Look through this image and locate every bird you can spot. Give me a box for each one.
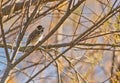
[26,25,44,47]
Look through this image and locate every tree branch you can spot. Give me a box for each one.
[26,3,120,82]
[0,0,10,62]
[12,0,86,70]
[2,0,61,16]
[0,1,11,83]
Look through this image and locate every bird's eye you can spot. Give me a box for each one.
[37,25,42,30]
[37,27,41,30]
[41,29,43,32]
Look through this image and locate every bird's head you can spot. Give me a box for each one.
[36,25,44,32]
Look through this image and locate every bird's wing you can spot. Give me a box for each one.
[26,30,38,46]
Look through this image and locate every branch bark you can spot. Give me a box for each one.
[2,0,61,16]
[0,1,11,83]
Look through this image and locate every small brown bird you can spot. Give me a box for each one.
[26,25,44,46]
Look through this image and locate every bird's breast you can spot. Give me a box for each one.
[30,34,43,46]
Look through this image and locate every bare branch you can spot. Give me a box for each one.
[0,0,10,62]
[2,0,61,16]
[12,0,86,70]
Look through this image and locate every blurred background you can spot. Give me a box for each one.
[0,0,120,83]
